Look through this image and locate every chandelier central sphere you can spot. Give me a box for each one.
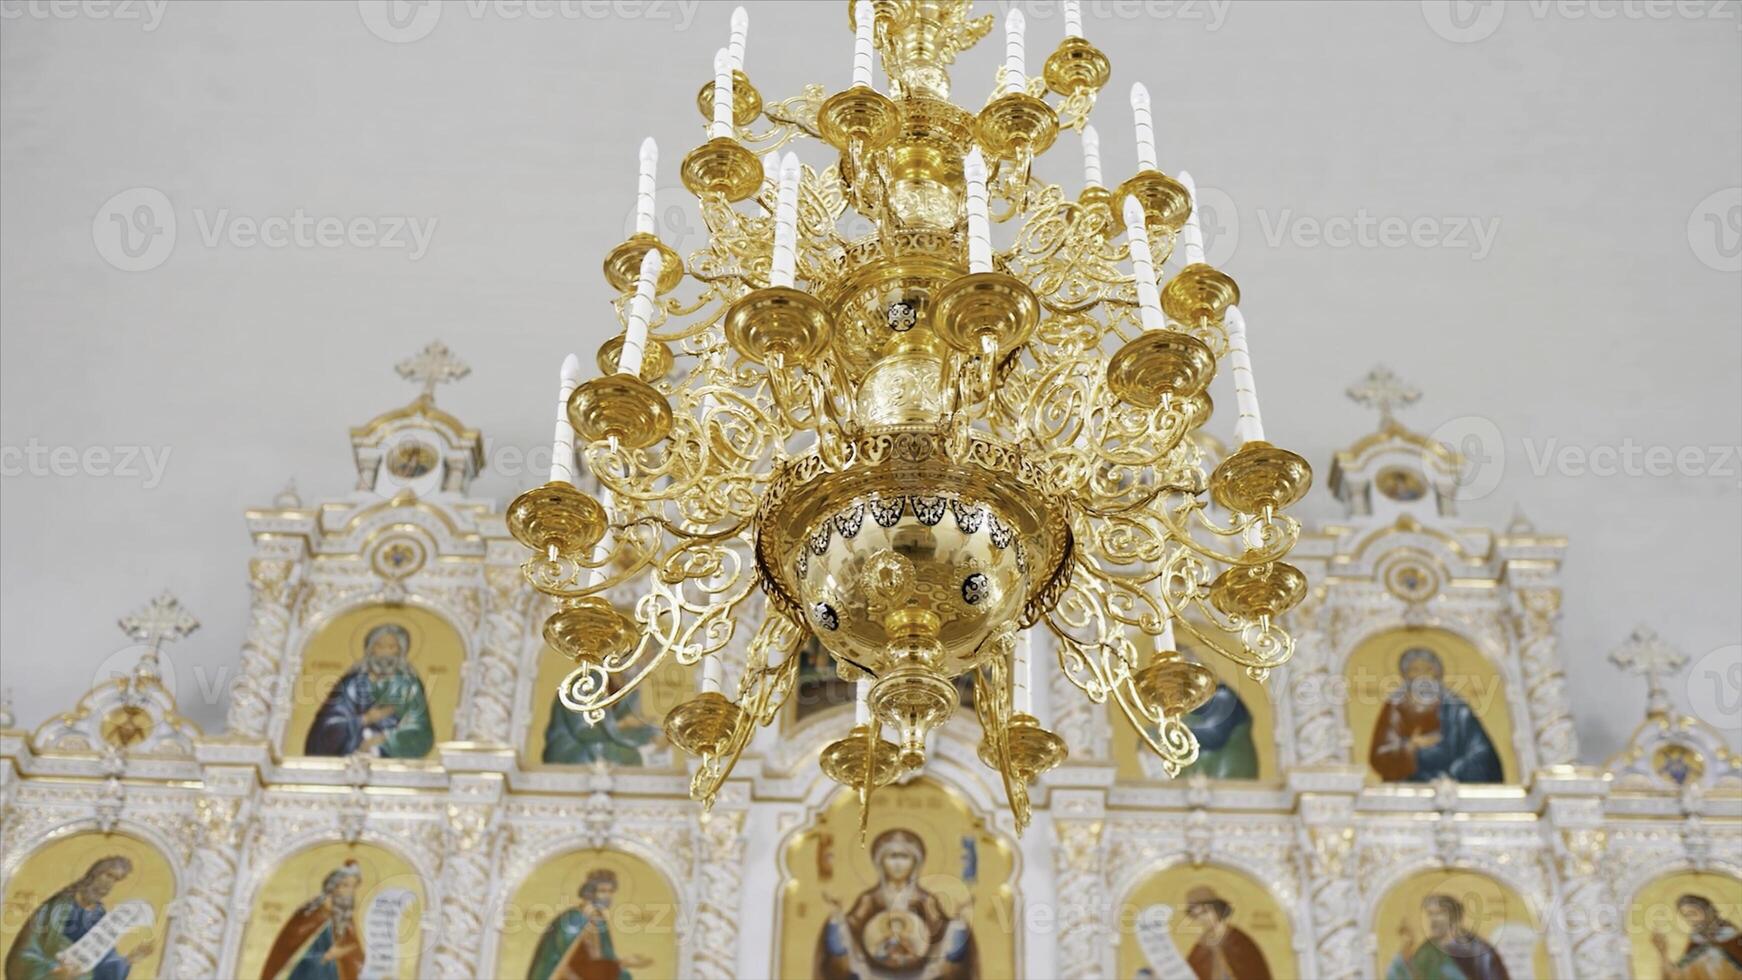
[508,0,1312,832]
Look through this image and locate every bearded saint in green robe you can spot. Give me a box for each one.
[305,623,434,758]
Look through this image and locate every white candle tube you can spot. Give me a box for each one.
[771,152,802,288]
[635,137,658,236]
[728,6,748,73]
[1131,82,1158,172]
[855,680,872,726]
[617,248,662,377]
[1177,169,1206,266]
[1081,123,1103,189]
[964,148,992,274]
[702,655,724,694]
[711,48,734,140]
[1013,630,1033,715]
[1159,616,1177,655]
[1225,305,1266,445]
[761,149,781,200]
[1001,8,1026,96]
[1122,197,1165,331]
[853,0,875,89]
[1064,0,1084,38]
[549,353,584,485]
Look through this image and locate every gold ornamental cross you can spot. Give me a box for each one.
[396,340,471,400]
[1346,365,1422,425]
[118,591,200,652]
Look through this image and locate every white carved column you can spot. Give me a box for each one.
[1294,770,1362,980]
[1051,789,1108,980]
[1542,770,1625,979]
[1514,586,1577,766]
[691,806,748,979]
[1285,589,1348,767]
[161,764,257,978]
[431,772,507,979]
[225,546,305,737]
[1047,639,1108,760]
[455,556,531,744]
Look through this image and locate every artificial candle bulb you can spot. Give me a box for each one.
[549,353,584,485]
[855,681,872,726]
[702,655,724,694]
[1159,616,1177,654]
[1177,169,1206,266]
[1131,82,1158,172]
[1225,305,1267,445]
[1002,8,1026,96]
[635,137,659,236]
[617,248,662,377]
[964,148,992,274]
[1081,124,1103,189]
[853,0,875,89]
[771,152,802,288]
[1064,0,1084,37]
[728,6,749,73]
[1122,197,1165,331]
[711,48,734,140]
[761,150,781,199]
[1013,630,1033,714]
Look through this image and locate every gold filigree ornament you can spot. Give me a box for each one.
[509,0,1313,830]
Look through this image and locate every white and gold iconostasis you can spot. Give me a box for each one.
[3,366,1738,980]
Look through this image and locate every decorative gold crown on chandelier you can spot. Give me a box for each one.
[508,0,1312,834]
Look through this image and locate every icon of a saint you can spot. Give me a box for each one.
[814,828,976,980]
[1652,893,1742,980]
[1369,647,1503,783]
[526,869,652,980]
[1387,894,1516,980]
[304,624,434,759]
[1180,885,1271,980]
[259,861,365,980]
[4,857,155,980]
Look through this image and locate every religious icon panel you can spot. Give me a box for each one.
[523,642,688,770]
[494,847,680,980]
[779,777,1015,979]
[2,832,172,980]
[1112,628,1275,782]
[1116,862,1295,979]
[236,841,425,980]
[1627,870,1742,979]
[1346,627,1515,785]
[1374,869,1549,980]
[283,605,464,760]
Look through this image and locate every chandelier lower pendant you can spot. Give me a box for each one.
[508,0,1312,834]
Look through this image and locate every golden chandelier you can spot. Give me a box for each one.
[509,0,1311,832]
